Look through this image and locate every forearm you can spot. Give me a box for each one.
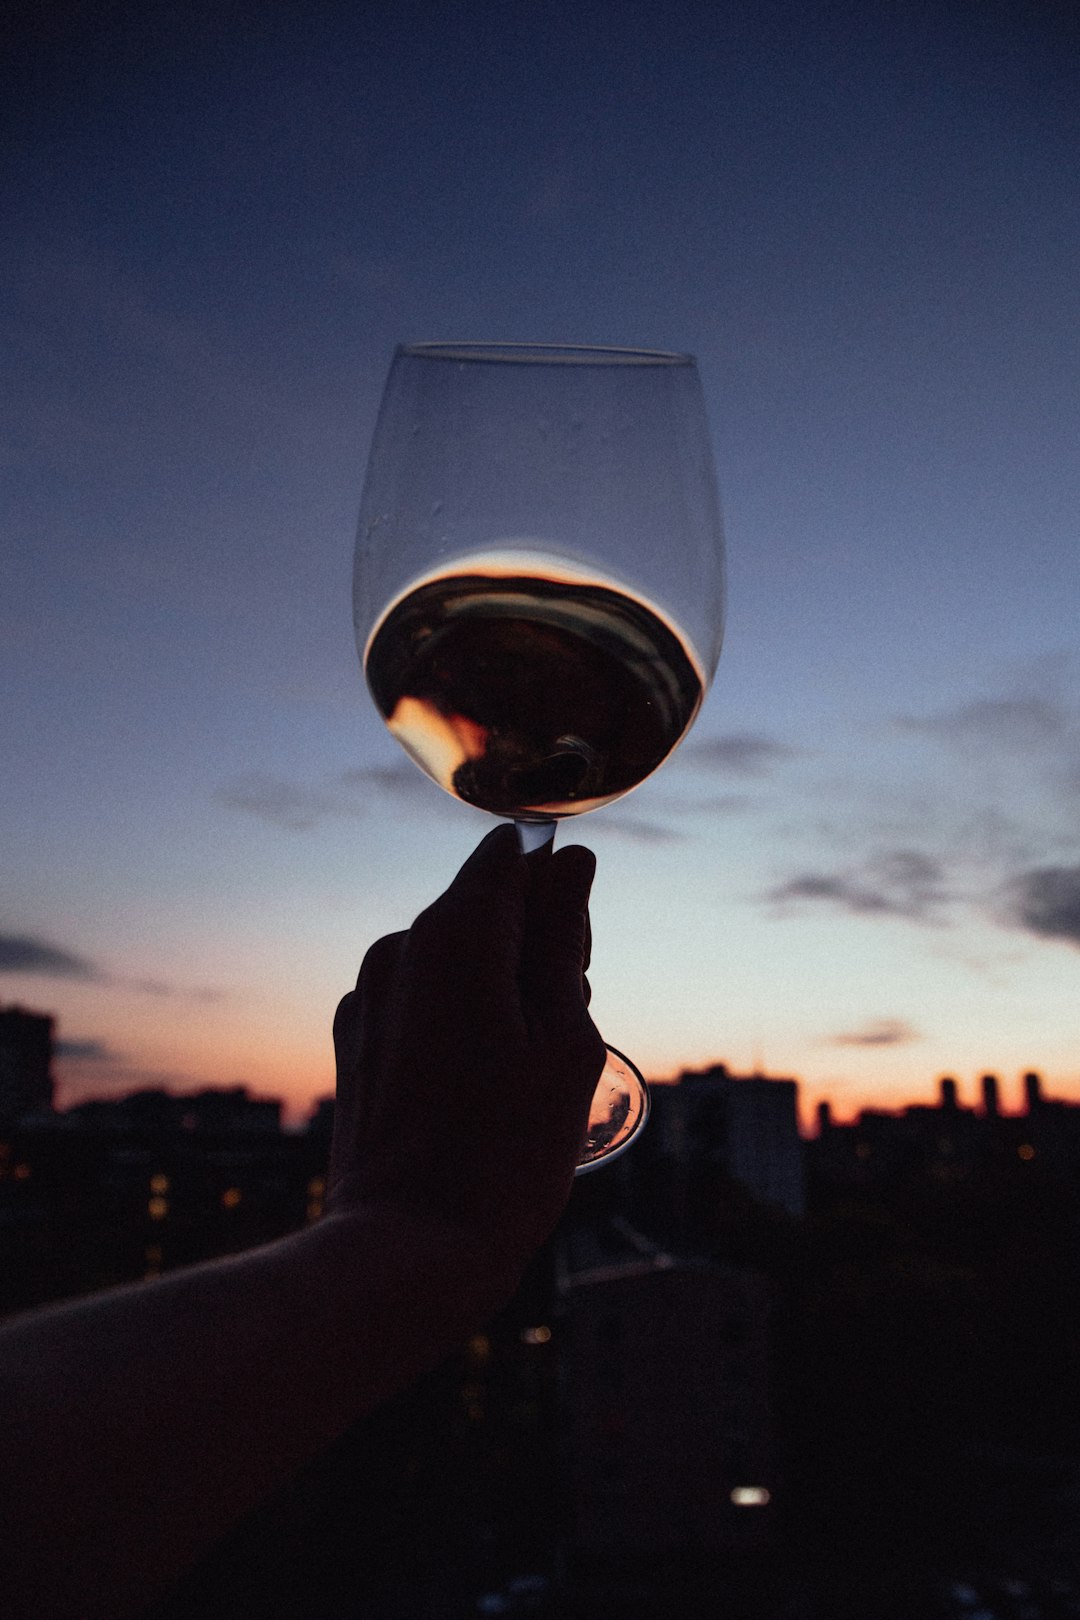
[1,1207,522,1620]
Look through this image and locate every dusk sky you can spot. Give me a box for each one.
[4,0,1079,1128]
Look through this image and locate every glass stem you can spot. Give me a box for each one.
[514,819,557,855]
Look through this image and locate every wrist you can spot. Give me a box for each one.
[324,1153,566,1278]
[312,1200,529,1333]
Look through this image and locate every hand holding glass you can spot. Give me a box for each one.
[354,344,725,1168]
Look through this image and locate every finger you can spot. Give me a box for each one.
[521,842,597,1034]
[334,931,408,1045]
[329,930,408,1193]
[441,822,525,903]
[408,823,528,1003]
[530,840,591,967]
[331,933,408,1095]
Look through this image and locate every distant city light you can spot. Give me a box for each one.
[730,1486,771,1507]
[1018,1143,1036,1161]
[147,1196,168,1220]
[521,1325,552,1345]
[306,1175,325,1223]
[221,1186,242,1208]
[149,1173,169,1194]
[467,1334,492,1366]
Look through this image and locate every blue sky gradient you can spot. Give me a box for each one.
[4,0,1079,1123]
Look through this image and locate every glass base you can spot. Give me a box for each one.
[576,1046,650,1174]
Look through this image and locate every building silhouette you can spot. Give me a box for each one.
[63,1085,282,1135]
[558,1232,773,1570]
[8,1011,1080,1612]
[0,1004,55,1124]
[644,1064,805,1222]
[981,1072,1000,1118]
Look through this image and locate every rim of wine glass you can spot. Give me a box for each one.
[397,341,694,367]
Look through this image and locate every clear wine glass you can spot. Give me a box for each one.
[353,343,725,1170]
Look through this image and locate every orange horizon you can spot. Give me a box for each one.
[50,1060,1080,1138]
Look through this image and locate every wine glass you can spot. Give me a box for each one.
[353,343,725,1170]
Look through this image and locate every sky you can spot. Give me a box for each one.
[3,0,1079,1129]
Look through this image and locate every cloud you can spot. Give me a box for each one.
[120,979,227,1002]
[219,763,448,829]
[1007,865,1080,948]
[679,732,797,777]
[772,874,890,912]
[590,815,685,845]
[216,773,353,831]
[897,696,1068,753]
[340,762,440,806]
[685,793,755,816]
[0,931,223,1001]
[54,1038,115,1061]
[0,934,100,979]
[768,850,948,921]
[828,1018,920,1048]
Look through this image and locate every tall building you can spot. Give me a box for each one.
[558,1247,774,1565]
[0,1005,55,1123]
[648,1065,805,1218]
[725,1075,806,1218]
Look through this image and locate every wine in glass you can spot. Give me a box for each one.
[354,344,725,1169]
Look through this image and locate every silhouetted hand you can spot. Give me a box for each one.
[329,824,606,1264]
